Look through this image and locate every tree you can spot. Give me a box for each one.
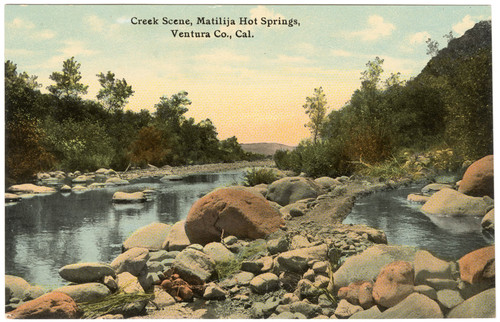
[303,87,328,144]
[154,91,191,130]
[361,56,384,90]
[96,71,134,112]
[426,38,440,57]
[47,57,88,99]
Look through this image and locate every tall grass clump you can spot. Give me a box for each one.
[243,167,279,186]
[214,239,268,280]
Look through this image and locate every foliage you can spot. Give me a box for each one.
[243,167,279,186]
[47,57,88,99]
[6,115,55,185]
[128,125,172,167]
[303,87,328,143]
[43,118,114,171]
[78,291,153,319]
[96,71,134,112]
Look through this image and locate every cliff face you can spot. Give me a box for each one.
[419,20,491,77]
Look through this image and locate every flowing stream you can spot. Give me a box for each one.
[5,170,244,289]
[343,185,493,261]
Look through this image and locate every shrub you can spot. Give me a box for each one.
[243,167,279,186]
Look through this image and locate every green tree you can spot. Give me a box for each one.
[96,71,134,112]
[303,87,328,144]
[361,56,384,90]
[47,57,89,99]
[154,91,191,130]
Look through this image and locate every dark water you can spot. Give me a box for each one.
[5,170,244,289]
[343,185,493,261]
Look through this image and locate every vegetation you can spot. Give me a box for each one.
[5,59,265,185]
[243,167,280,186]
[78,291,153,319]
[214,240,267,280]
[275,21,492,179]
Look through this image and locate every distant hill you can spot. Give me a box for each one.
[240,143,295,156]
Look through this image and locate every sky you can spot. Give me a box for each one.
[4,3,492,146]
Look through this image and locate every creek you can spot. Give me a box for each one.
[343,185,493,261]
[5,170,244,289]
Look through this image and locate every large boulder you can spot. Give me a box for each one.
[266,177,322,206]
[421,188,491,217]
[377,293,443,319]
[5,275,31,299]
[185,188,284,245]
[122,222,171,251]
[54,283,111,303]
[458,155,493,198]
[58,262,116,284]
[482,209,494,231]
[447,288,495,318]
[333,244,418,290]
[314,177,341,191]
[110,247,149,276]
[414,250,454,284]
[372,261,415,308]
[7,292,80,319]
[170,248,216,285]
[112,191,146,203]
[458,245,495,284]
[161,220,191,251]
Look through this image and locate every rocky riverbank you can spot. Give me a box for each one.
[5,158,495,319]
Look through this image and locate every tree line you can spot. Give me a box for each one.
[5,57,263,185]
[275,21,492,178]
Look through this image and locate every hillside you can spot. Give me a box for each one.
[241,143,295,156]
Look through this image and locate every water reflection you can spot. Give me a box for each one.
[343,185,492,261]
[5,170,244,288]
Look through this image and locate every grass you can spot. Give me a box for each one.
[78,291,153,319]
[214,239,268,280]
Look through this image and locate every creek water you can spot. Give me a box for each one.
[5,170,244,289]
[343,185,493,261]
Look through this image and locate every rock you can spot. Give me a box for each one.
[333,244,417,290]
[290,300,322,318]
[413,284,437,300]
[458,155,493,198]
[60,185,72,193]
[481,209,494,231]
[421,183,453,196]
[458,245,495,284]
[123,222,171,251]
[436,289,464,310]
[203,282,227,299]
[7,183,56,194]
[447,288,495,318]
[112,191,146,203]
[314,275,330,289]
[334,299,363,318]
[111,247,149,276]
[22,285,45,301]
[338,281,374,309]
[54,283,111,303]
[58,262,116,284]
[5,193,21,203]
[162,220,191,251]
[275,244,328,274]
[291,235,313,249]
[314,177,341,190]
[424,278,458,290]
[267,237,290,255]
[148,250,169,262]
[72,175,92,183]
[377,293,443,318]
[185,188,284,245]
[349,305,382,319]
[312,261,329,275]
[267,176,322,206]
[117,272,145,293]
[152,286,175,308]
[250,273,279,294]
[421,188,490,217]
[294,278,321,299]
[232,271,255,286]
[332,224,387,244]
[241,260,264,274]
[103,276,118,292]
[171,248,215,285]
[414,250,454,284]
[6,292,80,319]
[373,261,414,308]
[203,242,234,264]
[407,193,429,203]
[105,177,129,186]
[72,185,88,192]
[303,269,315,281]
[5,275,31,299]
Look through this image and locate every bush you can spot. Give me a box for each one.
[243,167,279,186]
